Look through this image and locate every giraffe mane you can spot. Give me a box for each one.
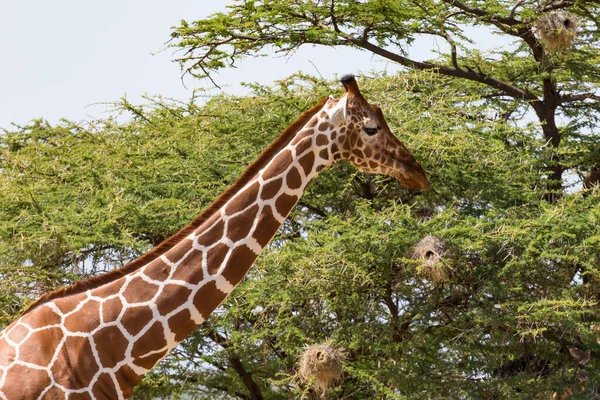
[21,96,330,315]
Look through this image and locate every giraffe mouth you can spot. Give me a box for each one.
[395,170,429,190]
[389,156,429,190]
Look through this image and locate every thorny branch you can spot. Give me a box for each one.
[321,23,540,104]
[207,328,265,400]
[559,92,600,103]
[538,0,599,13]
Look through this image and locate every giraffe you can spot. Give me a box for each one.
[0,75,428,399]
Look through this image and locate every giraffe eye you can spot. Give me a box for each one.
[363,127,378,136]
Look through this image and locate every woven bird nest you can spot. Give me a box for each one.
[535,12,578,52]
[298,343,347,395]
[409,235,453,284]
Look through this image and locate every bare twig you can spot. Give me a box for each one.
[559,92,600,103]
[320,24,540,105]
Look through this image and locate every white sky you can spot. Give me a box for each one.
[0,1,495,130]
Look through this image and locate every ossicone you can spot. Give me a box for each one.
[340,74,361,95]
[340,74,355,85]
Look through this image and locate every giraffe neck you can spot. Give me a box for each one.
[145,110,334,335]
[102,111,336,391]
[0,107,338,399]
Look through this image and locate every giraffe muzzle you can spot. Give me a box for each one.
[392,157,429,190]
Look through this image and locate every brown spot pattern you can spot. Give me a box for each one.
[2,365,51,399]
[116,365,142,398]
[143,258,171,282]
[134,350,167,371]
[92,373,119,399]
[222,246,257,285]
[18,327,63,365]
[93,326,129,368]
[6,325,28,344]
[64,300,101,333]
[51,336,98,389]
[318,122,331,131]
[121,306,153,337]
[299,152,315,176]
[168,309,197,343]
[224,181,260,215]
[205,243,230,275]
[286,167,302,190]
[102,297,123,324]
[164,239,193,264]
[170,253,205,284]
[20,309,61,329]
[275,193,298,217]
[0,338,15,366]
[55,293,86,315]
[253,206,280,247]
[42,387,67,399]
[260,177,283,200]
[316,134,328,146]
[263,149,292,180]
[227,204,259,242]
[123,277,159,304]
[131,322,166,359]
[197,217,224,247]
[155,284,192,316]
[294,137,313,155]
[90,279,125,299]
[193,281,226,319]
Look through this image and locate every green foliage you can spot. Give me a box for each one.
[2,71,598,398]
[170,0,600,200]
[170,0,600,96]
[3,1,600,397]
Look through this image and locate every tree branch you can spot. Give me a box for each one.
[297,200,328,218]
[540,1,576,12]
[182,379,253,400]
[442,0,545,63]
[510,0,528,19]
[559,92,600,104]
[441,0,520,25]
[323,25,540,104]
[207,329,265,400]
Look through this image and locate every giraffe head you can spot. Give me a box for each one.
[326,75,428,190]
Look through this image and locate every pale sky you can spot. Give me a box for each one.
[0,1,494,130]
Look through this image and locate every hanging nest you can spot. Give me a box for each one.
[535,12,578,52]
[298,343,347,395]
[409,235,454,284]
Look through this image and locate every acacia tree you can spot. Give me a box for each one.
[170,0,600,201]
[1,1,600,399]
[169,0,600,397]
[2,72,598,398]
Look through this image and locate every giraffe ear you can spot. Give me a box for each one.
[328,94,348,126]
